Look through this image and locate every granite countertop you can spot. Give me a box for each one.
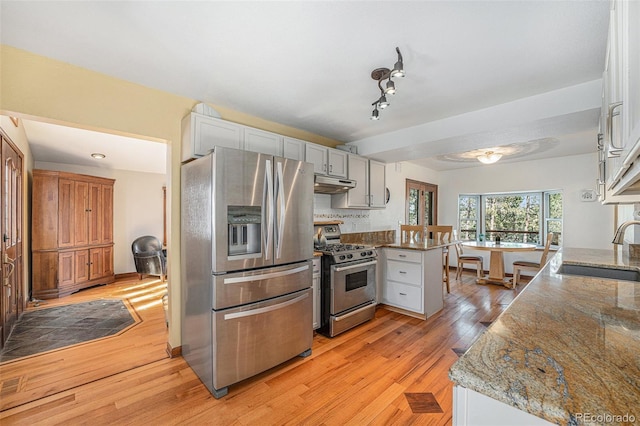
[449,247,640,425]
[383,238,459,251]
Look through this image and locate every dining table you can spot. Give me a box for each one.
[461,240,537,288]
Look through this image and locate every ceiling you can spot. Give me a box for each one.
[1,1,610,171]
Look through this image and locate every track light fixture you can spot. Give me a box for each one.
[370,47,405,120]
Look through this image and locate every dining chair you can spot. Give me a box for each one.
[427,225,453,293]
[453,231,484,280]
[512,232,554,288]
[400,225,424,243]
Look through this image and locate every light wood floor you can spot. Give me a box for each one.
[0,271,530,425]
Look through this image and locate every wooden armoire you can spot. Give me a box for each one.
[32,170,115,299]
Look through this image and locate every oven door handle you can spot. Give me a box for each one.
[333,260,377,272]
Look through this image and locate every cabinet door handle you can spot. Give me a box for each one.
[329,164,333,173]
[399,271,407,274]
[323,163,327,172]
[398,254,407,258]
[607,101,624,154]
[399,292,407,296]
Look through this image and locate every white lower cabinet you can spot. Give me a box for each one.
[383,281,423,312]
[453,386,553,426]
[312,257,321,330]
[381,248,444,318]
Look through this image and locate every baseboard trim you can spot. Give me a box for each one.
[115,272,139,280]
[166,342,182,358]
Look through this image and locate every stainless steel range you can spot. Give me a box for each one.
[314,225,377,337]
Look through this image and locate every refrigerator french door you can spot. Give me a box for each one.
[181,146,314,399]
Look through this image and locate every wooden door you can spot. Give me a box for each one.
[102,246,114,277]
[88,183,102,245]
[405,179,438,226]
[59,251,76,287]
[89,248,103,280]
[1,131,24,349]
[75,249,89,283]
[100,184,113,244]
[58,179,75,248]
[74,180,89,246]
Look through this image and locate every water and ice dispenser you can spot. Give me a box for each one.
[227,206,261,256]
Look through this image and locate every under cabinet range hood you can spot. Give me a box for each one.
[314,175,357,194]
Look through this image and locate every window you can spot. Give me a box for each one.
[457,191,562,246]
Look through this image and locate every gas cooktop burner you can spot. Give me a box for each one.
[314,243,367,253]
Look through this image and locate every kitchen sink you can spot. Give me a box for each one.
[557,263,640,282]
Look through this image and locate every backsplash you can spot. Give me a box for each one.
[313,194,371,232]
[340,230,396,245]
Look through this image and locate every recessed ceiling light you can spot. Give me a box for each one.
[91,153,106,159]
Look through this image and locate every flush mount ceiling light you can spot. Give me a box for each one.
[370,47,405,120]
[91,153,106,159]
[477,151,502,164]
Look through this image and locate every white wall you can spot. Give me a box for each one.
[35,162,166,274]
[438,152,615,272]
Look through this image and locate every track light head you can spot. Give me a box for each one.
[379,94,389,109]
[390,47,405,78]
[384,79,396,95]
[370,107,380,120]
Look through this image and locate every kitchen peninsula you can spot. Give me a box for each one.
[380,238,457,320]
[449,247,640,425]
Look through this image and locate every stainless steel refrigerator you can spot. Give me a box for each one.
[181,146,314,398]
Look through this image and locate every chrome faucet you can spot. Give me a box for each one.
[612,220,640,244]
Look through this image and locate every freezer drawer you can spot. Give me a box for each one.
[212,288,313,392]
[213,260,311,309]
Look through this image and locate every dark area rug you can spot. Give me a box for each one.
[0,299,135,362]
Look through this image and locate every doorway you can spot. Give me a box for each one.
[405,179,438,227]
[1,129,24,349]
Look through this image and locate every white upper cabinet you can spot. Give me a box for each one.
[182,113,243,162]
[369,160,386,208]
[332,155,386,209]
[602,0,640,198]
[282,137,306,161]
[244,127,282,156]
[327,149,348,178]
[305,144,348,178]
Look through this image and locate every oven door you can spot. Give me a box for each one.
[330,259,376,314]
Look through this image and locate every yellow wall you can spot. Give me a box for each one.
[0,45,341,349]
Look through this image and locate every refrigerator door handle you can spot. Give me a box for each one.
[223,292,309,320]
[275,161,286,259]
[222,264,309,284]
[264,159,274,260]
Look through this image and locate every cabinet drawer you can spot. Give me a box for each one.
[385,249,421,263]
[383,281,423,313]
[387,259,422,285]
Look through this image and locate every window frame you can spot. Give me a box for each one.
[457,190,562,248]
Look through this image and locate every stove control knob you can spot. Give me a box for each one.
[339,255,346,260]
[361,252,367,257]
[347,254,353,259]
[367,251,373,256]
